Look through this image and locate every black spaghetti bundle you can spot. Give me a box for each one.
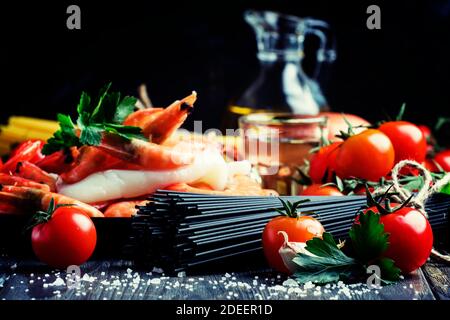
[131,191,450,274]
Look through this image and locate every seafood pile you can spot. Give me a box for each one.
[0,87,275,218]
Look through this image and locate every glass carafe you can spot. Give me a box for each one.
[225,10,336,129]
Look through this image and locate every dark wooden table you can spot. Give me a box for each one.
[0,257,448,300]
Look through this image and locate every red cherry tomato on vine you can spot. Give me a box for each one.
[423,159,439,173]
[262,215,324,274]
[334,129,395,182]
[31,206,97,268]
[308,142,342,184]
[379,121,427,164]
[301,184,343,196]
[417,125,432,142]
[434,150,450,172]
[363,205,433,274]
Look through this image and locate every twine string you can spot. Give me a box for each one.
[372,159,450,263]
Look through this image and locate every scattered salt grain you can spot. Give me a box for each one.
[48,277,65,287]
[282,279,299,287]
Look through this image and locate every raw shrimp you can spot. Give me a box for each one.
[104,200,148,217]
[15,161,57,191]
[0,185,104,217]
[165,174,278,196]
[60,146,142,184]
[123,92,197,144]
[97,134,198,171]
[0,173,50,191]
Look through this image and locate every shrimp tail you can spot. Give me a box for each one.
[123,91,197,144]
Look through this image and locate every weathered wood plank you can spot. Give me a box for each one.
[422,260,450,300]
[0,258,436,300]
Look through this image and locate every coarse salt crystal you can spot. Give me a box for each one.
[282,279,299,287]
[49,278,65,287]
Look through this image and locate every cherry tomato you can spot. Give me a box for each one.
[363,205,433,274]
[423,159,439,173]
[31,206,97,268]
[301,184,343,196]
[1,140,45,173]
[434,150,450,172]
[379,121,427,164]
[262,215,324,274]
[320,112,370,141]
[334,129,395,182]
[417,125,432,142]
[308,142,342,184]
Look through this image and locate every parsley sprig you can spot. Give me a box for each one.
[292,210,401,285]
[42,83,145,155]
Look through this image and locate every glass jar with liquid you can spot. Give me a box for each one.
[225,10,336,129]
[239,113,328,195]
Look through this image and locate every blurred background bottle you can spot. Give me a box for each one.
[223,10,336,130]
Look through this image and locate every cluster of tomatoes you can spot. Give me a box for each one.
[302,119,450,196]
[263,118,447,276]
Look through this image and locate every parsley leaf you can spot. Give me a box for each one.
[291,210,401,285]
[114,96,138,123]
[349,210,389,264]
[42,114,80,155]
[292,233,357,284]
[378,257,401,283]
[349,210,401,283]
[43,83,144,154]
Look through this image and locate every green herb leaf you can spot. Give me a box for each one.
[114,96,138,123]
[349,210,389,264]
[42,114,81,155]
[79,124,103,146]
[292,232,357,284]
[378,257,401,283]
[43,83,145,154]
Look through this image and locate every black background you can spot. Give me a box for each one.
[1,0,449,134]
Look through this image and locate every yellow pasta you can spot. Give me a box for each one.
[8,116,59,134]
[0,125,53,143]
